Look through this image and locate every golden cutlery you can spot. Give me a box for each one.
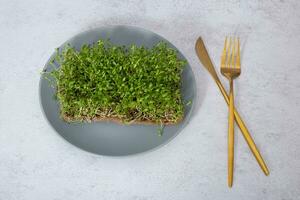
[195,37,269,177]
[220,37,241,187]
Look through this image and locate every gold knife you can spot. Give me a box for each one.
[195,37,269,176]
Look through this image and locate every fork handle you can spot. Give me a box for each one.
[228,79,234,187]
[216,80,270,176]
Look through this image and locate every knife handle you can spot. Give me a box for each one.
[216,81,269,176]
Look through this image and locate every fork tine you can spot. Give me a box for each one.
[221,37,228,67]
[227,37,230,68]
[226,37,231,68]
[232,37,237,68]
[236,37,240,68]
[228,37,234,68]
[224,36,228,53]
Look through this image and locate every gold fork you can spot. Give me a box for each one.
[220,37,241,187]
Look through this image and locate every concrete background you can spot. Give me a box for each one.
[0,0,300,199]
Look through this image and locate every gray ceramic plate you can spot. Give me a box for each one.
[39,25,196,156]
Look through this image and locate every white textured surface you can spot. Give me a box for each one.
[1,0,300,199]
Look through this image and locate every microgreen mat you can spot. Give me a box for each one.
[44,39,186,124]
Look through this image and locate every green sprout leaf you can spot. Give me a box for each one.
[44,39,186,124]
[186,100,192,106]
